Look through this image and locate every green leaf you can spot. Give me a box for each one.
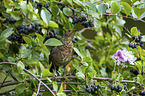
[11,11,21,20]
[53,81,58,92]
[85,1,97,11]
[48,20,59,28]
[98,3,107,16]
[76,71,85,80]
[57,93,66,96]
[111,2,120,14]
[8,57,15,63]
[0,52,4,58]
[17,61,24,73]
[112,71,117,81]
[20,1,27,14]
[63,7,73,16]
[73,47,83,58]
[131,27,140,36]
[41,9,51,24]
[16,83,26,94]
[137,75,143,84]
[122,2,131,16]
[42,69,52,77]
[58,83,63,93]
[23,36,32,47]
[94,18,101,28]
[134,8,145,18]
[44,38,63,46]
[52,5,59,16]
[35,33,44,43]
[20,49,31,58]
[1,28,13,39]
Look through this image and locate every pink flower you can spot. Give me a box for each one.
[111,50,137,65]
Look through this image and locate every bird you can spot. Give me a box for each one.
[50,29,77,71]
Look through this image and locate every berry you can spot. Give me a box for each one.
[130,69,139,75]
[117,85,121,89]
[135,38,140,42]
[97,84,101,88]
[140,42,144,47]
[139,91,144,95]
[88,89,91,93]
[123,27,126,30]
[0,12,2,17]
[140,33,143,36]
[124,83,127,85]
[86,88,89,92]
[143,91,145,95]
[81,16,87,21]
[44,4,49,8]
[72,39,77,43]
[91,88,95,93]
[81,22,89,28]
[85,45,89,49]
[132,36,135,40]
[25,65,31,70]
[110,86,115,90]
[6,18,9,21]
[114,86,118,91]
[123,85,126,89]
[116,88,121,92]
[138,57,141,60]
[88,20,94,27]
[37,3,43,8]
[13,0,17,2]
[94,86,98,91]
[128,44,133,47]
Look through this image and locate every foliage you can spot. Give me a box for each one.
[0,0,145,96]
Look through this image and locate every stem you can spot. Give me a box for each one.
[36,82,41,95]
[23,69,56,96]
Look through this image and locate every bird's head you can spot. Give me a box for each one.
[63,29,77,41]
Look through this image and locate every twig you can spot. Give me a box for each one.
[0,81,19,87]
[104,13,145,23]
[36,82,41,95]
[45,82,84,85]
[23,69,56,96]
[0,62,16,65]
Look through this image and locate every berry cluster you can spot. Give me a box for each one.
[17,23,40,35]
[130,69,139,75]
[44,31,59,42]
[9,33,25,44]
[81,20,94,28]
[85,84,101,94]
[139,91,145,95]
[128,33,144,48]
[6,17,16,24]
[110,85,122,92]
[13,0,17,2]
[72,16,83,24]
[37,3,49,8]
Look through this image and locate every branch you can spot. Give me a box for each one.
[36,82,41,95]
[23,69,56,96]
[104,13,145,23]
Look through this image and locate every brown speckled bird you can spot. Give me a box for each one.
[50,29,77,70]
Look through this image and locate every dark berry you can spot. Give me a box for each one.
[124,83,127,85]
[44,4,49,8]
[25,65,31,70]
[85,45,89,49]
[91,88,95,93]
[86,88,90,92]
[130,69,139,75]
[32,24,35,28]
[123,27,126,30]
[97,84,101,88]
[143,91,145,95]
[81,16,87,21]
[110,86,115,90]
[128,44,133,47]
[6,18,9,21]
[88,20,94,27]
[140,33,143,36]
[94,86,98,91]
[81,22,89,28]
[123,85,126,89]
[114,86,118,91]
[139,91,144,95]
[78,18,82,22]
[0,12,2,17]
[138,57,141,60]
[116,88,122,92]
[117,85,121,89]
[13,0,17,2]
[135,38,140,42]
[138,35,142,39]
[132,36,135,40]
[37,3,43,8]
[140,42,144,47]
[88,89,91,93]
